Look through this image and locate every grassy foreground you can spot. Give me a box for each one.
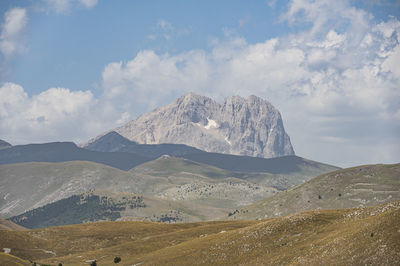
[1,201,399,265]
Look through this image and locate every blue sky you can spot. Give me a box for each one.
[5,0,293,94]
[0,0,399,167]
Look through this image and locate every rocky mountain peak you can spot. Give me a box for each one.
[109,93,294,158]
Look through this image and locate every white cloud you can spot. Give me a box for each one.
[0,82,124,144]
[43,0,98,13]
[0,8,27,57]
[79,0,98,9]
[98,0,400,167]
[157,19,173,31]
[43,0,70,13]
[148,19,191,42]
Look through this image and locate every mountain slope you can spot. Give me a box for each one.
[0,140,11,150]
[84,131,339,180]
[230,163,400,220]
[0,142,152,170]
[84,131,204,157]
[106,93,294,158]
[1,201,399,265]
[0,159,278,219]
[8,190,233,228]
[0,151,338,220]
[0,161,143,217]
[0,253,30,266]
[0,218,25,231]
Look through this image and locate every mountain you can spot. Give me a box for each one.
[0,139,11,150]
[84,131,339,179]
[2,201,399,265]
[84,131,204,157]
[101,93,294,158]
[0,141,152,170]
[230,163,400,220]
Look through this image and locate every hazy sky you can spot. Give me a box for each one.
[0,0,399,167]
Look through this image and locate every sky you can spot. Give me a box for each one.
[0,0,399,167]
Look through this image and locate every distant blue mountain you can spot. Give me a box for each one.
[84,131,338,174]
[0,141,152,171]
[0,139,11,149]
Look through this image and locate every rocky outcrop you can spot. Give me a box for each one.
[113,93,294,158]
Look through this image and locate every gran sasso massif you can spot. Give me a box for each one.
[94,93,295,158]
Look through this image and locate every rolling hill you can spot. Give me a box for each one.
[1,154,338,220]
[230,163,400,220]
[0,219,25,231]
[8,190,233,228]
[0,159,278,219]
[0,142,152,170]
[0,201,399,265]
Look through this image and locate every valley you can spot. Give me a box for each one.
[1,201,399,265]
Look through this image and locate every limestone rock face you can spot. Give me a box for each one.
[114,93,294,158]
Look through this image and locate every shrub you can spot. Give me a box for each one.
[114,257,122,263]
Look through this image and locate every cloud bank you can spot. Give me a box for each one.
[0,0,399,167]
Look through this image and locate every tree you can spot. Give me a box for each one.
[90,261,97,266]
[114,256,122,263]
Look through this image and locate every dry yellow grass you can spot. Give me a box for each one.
[0,253,31,266]
[0,218,26,231]
[1,201,399,265]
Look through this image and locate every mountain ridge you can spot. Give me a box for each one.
[105,93,295,158]
[83,131,338,174]
[0,139,11,150]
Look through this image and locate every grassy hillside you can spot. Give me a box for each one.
[0,253,30,266]
[0,158,279,219]
[8,190,232,228]
[0,161,143,218]
[1,156,338,222]
[1,201,399,265]
[0,219,25,231]
[230,163,400,220]
[9,191,145,229]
